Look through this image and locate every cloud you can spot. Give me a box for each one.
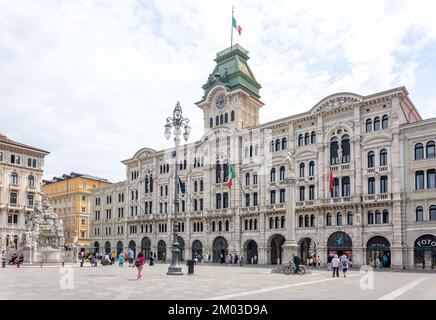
[0,0,436,181]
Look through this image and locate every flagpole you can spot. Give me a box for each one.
[231,5,234,51]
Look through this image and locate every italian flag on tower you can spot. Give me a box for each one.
[232,15,242,35]
[227,165,237,190]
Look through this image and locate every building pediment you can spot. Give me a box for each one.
[311,93,363,114]
[133,148,156,159]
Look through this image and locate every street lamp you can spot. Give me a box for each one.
[164,101,190,275]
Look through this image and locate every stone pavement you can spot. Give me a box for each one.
[0,263,435,300]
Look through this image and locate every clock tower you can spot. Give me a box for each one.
[195,44,264,134]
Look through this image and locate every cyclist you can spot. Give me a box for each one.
[292,254,302,274]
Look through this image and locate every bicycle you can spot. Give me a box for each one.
[282,261,306,275]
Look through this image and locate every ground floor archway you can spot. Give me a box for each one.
[270,234,285,265]
[141,237,151,259]
[299,238,316,265]
[116,241,123,257]
[104,241,111,254]
[192,240,203,259]
[128,240,136,256]
[178,236,185,261]
[157,240,166,260]
[366,236,391,268]
[94,241,100,253]
[327,231,353,259]
[414,234,436,269]
[212,237,228,263]
[244,240,258,264]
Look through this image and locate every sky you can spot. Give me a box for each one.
[1,0,436,182]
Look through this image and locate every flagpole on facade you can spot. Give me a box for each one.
[231,5,234,51]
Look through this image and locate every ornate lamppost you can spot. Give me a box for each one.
[164,101,190,275]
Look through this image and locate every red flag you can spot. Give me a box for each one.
[329,167,334,193]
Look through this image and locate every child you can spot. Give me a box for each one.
[119,253,125,267]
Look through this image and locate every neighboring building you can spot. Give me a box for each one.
[42,172,111,248]
[0,134,49,252]
[90,44,436,269]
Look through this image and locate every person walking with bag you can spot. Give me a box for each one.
[341,255,349,277]
[331,254,340,278]
[135,252,145,280]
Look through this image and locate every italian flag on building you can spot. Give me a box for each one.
[232,16,242,35]
[227,165,237,190]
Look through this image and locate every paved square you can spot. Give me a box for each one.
[0,263,435,300]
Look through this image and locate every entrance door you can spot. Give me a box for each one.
[141,237,151,259]
[270,234,285,265]
[366,236,391,268]
[192,240,203,259]
[327,232,353,260]
[157,240,166,260]
[244,240,258,264]
[414,234,436,269]
[212,237,228,263]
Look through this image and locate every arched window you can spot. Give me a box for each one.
[249,219,253,230]
[220,114,224,125]
[254,219,257,230]
[382,210,389,224]
[428,169,436,189]
[368,211,374,224]
[304,215,309,227]
[426,141,435,158]
[11,172,18,185]
[279,166,286,180]
[275,139,281,151]
[270,141,275,152]
[366,118,373,132]
[231,111,235,121]
[225,220,229,231]
[336,212,343,226]
[299,215,303,227]
[298,134,303,146]
[281,216,285,228]
[382,115,389,129]
[216,161,222,183]
[415,143,424,160]
[224,113,228,123]
[310,214,315,227]
[200,180,203,191]
[311,131,316,144]
[368,151,375,168]
[430,205,436,221]
[28,175,34,187]
[309,161,315,177]
[326,213,332,226]
[299,186,305,201]
[416,206,424,222]
[215,116,219,126]
[194,181,198,192]
[374,117,381,131]
[282,137,287,150]
[341,134,350,163]
[299,163,305,178]
[416,171,425,190]
[212,221,216,232]
[330,137,339,164]
[269,217,274,229]
[304,133,310,145]
[244,220,248,230]
[209,118,213,128]
[375,210,382,224]
[218,221,222,231]
[347,212,353,225]
[245,172,250,186]
[270,168,276,182]
[275,217,279,229]
[380,149,388,166]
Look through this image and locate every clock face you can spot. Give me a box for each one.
[215,94,227,109]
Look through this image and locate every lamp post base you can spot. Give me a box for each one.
[166,267,184,275]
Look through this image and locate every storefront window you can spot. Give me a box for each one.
[414,234,436,269]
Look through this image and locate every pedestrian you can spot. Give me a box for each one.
[111,251,116,265]
[208,253,211,263]
[161,251,166,263]
[239,256,244,266]
[135,252,145,280]
[316,255,321,269]
[327,254,333,271]
[119,253,125,267]
[383,254,388,268]
[379,254,383,269]
[341,255,349,277]
[308,255,313,268]
[293,254,302,274]
[254,255,258,264]
[332,254,340,277]
[234,254,239,265]
[128,248,134,267]
[149,252,154,266]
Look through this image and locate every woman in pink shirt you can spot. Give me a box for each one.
[135,252,145,280]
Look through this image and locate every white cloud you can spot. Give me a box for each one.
[0,0,436,181]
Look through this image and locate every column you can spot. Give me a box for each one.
[282,177,298,263]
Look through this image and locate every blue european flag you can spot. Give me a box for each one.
[178,177,186,194]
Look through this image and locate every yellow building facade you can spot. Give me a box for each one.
[42,173,111,248]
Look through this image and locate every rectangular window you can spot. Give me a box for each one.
[270,190,276,205]
[13,214,18,224]
[253,192,258,206]
[28,158,32,167]
[0,151,3,161]
[368,178,375,194]
[216,193,222,209]
[223,192,228,208]
[27,195,34,206]
[10,192,17,204]
[427,170,436,189]
[280,189,286,203]
[380,176,388,193]
[309,185,315,200]
[415,171,425,190]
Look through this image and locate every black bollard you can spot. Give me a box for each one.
[40,261,43,268]
[2,262,5,268]
[80,260,84,267]
[62,261,65,267]
[17,263,20,268]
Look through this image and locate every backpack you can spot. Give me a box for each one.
[342,260,348,268]
[135,258,142,267]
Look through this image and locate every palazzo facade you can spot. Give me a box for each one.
[90,44,436,269]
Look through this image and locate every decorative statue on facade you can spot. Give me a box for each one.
[283,151,297,180]
[21,197,65,263]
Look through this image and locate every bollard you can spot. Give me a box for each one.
[2,262,5,268]
[17,263,20,268]
[40,261,43,268]
[80,260,84,267]
[62,261,65,267]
